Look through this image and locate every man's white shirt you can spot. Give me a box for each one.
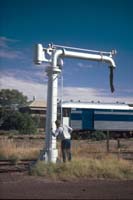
[54,125,73,140]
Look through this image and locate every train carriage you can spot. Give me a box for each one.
[58,101,133,138]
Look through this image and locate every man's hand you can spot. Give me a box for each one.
[51,129,56,137]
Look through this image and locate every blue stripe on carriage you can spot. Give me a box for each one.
[94,114,133,121]
[71,113,82,120]
[94,109,133,113]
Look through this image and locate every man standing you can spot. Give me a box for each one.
[53,120,73,162]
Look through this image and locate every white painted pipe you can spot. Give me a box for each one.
[52,49,64,67]
[34,44,44,64]
[52,48,116,68]
[45,51,63,163]
[45,68,59,162]
[63,49,116,67]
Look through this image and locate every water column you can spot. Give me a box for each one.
[34,43,116,163]
[45,62,61,163]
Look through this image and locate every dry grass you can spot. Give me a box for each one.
[72,140,105,158]
[0,138,133,180]
[30,139,133,180]
[30,156,133,180]
[0,138,40,160]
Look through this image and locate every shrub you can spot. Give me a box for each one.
[30,156,133,180]
[0,110,38,134]
[18,113,38,134]
[91,131,106,141]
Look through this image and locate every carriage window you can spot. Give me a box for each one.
[63,108,70,117]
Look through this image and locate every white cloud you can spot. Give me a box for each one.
[0,50,22,59]
[77,62,93,68]
[0,75,47,100]
[0,74,133,104]
[60,86,133,103]
[0,36,18,47]
[0,36,22,59]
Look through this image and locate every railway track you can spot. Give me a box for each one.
[0,152,132,173]
[0,159,37,173]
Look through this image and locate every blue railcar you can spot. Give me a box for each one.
[59,101,133,138]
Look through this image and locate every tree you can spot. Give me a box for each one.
[18,113,38,134]
[0,89,28,107]
[0,111,38,134]
[0,89,38,134]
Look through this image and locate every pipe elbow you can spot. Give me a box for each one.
[104,56,116,68]
[52,49,64,67]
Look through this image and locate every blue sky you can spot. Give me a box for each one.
[0,0,133,103]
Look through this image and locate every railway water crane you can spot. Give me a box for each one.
[34,43,117,163]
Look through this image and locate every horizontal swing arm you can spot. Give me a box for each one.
[52,48,116,93]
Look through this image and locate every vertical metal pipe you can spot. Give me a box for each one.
[45,50,63,163]
[45,68,52,161]
[45,68,59,162]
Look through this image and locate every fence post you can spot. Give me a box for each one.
[117,138,121,159]
[106,131,110,153]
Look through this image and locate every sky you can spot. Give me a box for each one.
[0,0,133,104]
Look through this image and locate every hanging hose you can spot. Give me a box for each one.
[109,66,115,93]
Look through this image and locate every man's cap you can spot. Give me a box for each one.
[55,120,61,125]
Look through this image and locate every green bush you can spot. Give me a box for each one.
[1,110,38,134]
[18,113,37,134]
[91,131,106,141]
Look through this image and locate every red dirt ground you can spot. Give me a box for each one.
[0,172,133,199]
